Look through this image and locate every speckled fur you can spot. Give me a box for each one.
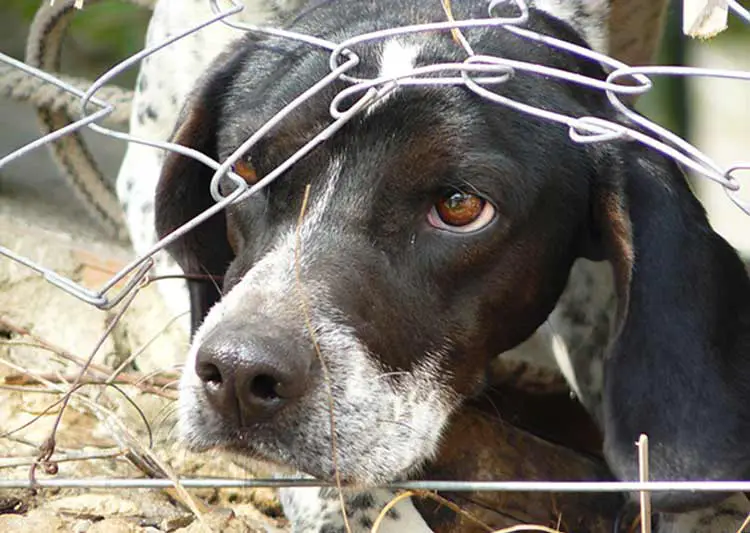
[120,1,750,531]
[116,0,303,326]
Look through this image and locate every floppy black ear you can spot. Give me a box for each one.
[592,144,750,512]
[155,50,245,335]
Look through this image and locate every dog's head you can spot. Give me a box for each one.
[156,0,750,510]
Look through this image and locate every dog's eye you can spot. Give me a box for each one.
[428,191,495,233]
[231,159,258,185]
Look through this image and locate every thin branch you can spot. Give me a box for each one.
[5,372,177,399]
[0,448,125,469]
[294,183,351,533]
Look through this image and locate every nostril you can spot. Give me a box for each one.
[194,330,311,421]
[196,362,223,385]
[250,374,281,400]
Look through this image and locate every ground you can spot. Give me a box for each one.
[0,190,288,532]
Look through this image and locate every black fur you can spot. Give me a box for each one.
[597,145,750,511]
[155,0,750,511]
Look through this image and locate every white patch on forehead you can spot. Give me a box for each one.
[379,40,420,79]
[367,40,421,113]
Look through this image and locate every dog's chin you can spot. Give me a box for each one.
[178,348,454,485]
[180,417,428,485]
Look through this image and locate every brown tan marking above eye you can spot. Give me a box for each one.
[231,158,258,185]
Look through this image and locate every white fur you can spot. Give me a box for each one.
[379,40,421,80]
[126,2,745,532]
[531,0,609,53]
[279,486,433,533]
[366,40,422,112]
[549,324,583,398]
[180,179,455,481]
[301,157,344,232]
[657,493,750,533]
[116,0,283,326]
[549,258,615,419]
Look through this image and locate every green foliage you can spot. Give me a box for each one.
[69,2,150,59]
[3,0,149,62]
[1,1,150,86]
[3,0,39,19]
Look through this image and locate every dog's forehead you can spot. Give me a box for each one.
[213,11,606,236]
[215,4,602,151]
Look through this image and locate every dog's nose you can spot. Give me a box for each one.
[194,327,312,423]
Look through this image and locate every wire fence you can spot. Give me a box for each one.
[1,0,750,531]
[1,0,750,311]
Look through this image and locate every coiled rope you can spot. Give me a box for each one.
[0,0,155,241]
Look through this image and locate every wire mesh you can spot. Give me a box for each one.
[1,0,750,525]
[1,0,749,310]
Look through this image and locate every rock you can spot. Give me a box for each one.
[47,494,141,518]
[0,494,27,514]
[0,508,66,533]
[86,517,140,533]
[72,519,94,532]
[175,508,282,533]
[0,205,188,376]
[160,513,195,531]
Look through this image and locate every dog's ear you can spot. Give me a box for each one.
[155,49,246,335]
[590,144,750,512]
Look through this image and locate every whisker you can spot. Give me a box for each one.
[372,419,432,442]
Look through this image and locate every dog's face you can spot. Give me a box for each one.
[156,0,750,508]
[160,2,606,483]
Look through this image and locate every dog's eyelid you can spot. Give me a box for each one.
[438,186,499,213]
[438,176,497,200]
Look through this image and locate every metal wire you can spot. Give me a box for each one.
[1,0,749,309]
[1,0,750,497]
[3,477,750,493]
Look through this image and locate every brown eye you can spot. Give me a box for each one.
[436,192,484,225]
[231,158,258,184]
[427,191,495,233]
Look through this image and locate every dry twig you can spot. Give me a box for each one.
[294,184,351,533]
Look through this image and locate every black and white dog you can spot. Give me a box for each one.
[119,0,750,531]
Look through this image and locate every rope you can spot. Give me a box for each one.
[3,0,154,241]
[0,63,132,127]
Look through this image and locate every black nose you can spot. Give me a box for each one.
[195,325,312,424]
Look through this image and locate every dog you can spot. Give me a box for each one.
[119,0,750,530]
[117,0,308,332]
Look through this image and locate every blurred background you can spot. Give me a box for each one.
[0,0,748,252]
[0,0,148,239]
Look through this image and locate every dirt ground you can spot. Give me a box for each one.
[0,198,288,532]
